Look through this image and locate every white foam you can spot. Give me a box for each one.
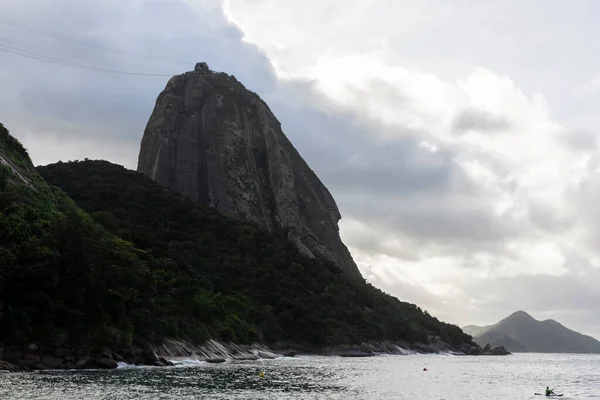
[170,358,208,368]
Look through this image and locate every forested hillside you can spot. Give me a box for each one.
[37,158,472,349]
[0,123,260,350]
[0,121,473,356]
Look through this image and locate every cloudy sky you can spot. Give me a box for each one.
[2,0,600,337]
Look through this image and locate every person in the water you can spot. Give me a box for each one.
[545,386,555,396]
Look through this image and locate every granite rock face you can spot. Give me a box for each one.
[137,62,361,278]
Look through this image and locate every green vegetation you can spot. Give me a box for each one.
[0,123,29,162]
[0,122,472,351]
[0,123,36,183]
[0,125,257,350]
[37,159,472,348]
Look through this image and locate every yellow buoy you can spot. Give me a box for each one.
[259,371,265,378]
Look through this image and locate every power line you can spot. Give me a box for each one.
[0,42,175,76]
[0,16,193,65]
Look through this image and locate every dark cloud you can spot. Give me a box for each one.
[347,234,425,262]
[559,128,598,150]
[266,87,518,250]
[0,0,276,168]
[527,201,576,234]
[566,164,600,253]
[453,107,510,133]
[348,198,514,242]
[325,143,459,196]
[266,81,470,197]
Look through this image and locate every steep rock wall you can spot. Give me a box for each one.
[137,63,361,277]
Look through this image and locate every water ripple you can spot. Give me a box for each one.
[1,353,599,399]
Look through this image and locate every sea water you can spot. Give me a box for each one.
[1,353,598,399]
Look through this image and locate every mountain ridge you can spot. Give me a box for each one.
[464,310,600,353]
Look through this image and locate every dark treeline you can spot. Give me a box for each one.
[1,122,472,351]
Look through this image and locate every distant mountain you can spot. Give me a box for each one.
[474,330,528,353]
[464,310,600,353]
[462,324,491,338]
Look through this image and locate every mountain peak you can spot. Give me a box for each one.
[194,61,210,74]
[507,310,534,319]
[137,65,362,278]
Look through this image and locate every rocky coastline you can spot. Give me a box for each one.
[0,339,509,372]
[315,340,510,357]
[0,342,174,372]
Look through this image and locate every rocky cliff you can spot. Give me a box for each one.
[137,62,360,277]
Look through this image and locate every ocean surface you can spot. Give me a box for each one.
[1,353,598,399]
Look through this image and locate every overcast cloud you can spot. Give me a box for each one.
[2,0,600,338]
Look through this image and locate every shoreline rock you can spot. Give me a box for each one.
[0,339,508,372]
[460,343,511,356]
[0,360,19,372]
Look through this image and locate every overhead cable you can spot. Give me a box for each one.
[0,17,193,65]
[0,42,175,76]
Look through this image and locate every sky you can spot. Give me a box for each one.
[2,0,600,338]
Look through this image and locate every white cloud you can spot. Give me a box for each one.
[224,0,600,335]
